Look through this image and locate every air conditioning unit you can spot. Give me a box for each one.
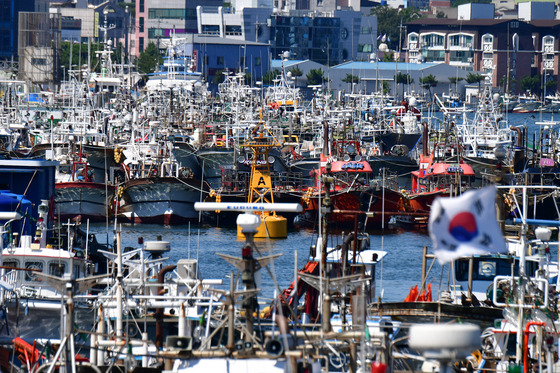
[467,57,473,62]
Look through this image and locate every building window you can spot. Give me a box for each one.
[139,37,144,52]
[543,35,554,53]
[139,17,144,33]
[448,34,473,48]
[408,33,419,50]
[202,25,220,35]
[217,56,224,65]
[358,44,372,53]
[420,33,444,48]
[148,28,164,38]
[148,9,186,19]
[361,26,372,34]
[482,34,493,44]
[449,50,474,64]
[422,50,445,62]
[31,58,47,66]
[225,25,242,36]
[139,0,144,13]
[254,57,261,66]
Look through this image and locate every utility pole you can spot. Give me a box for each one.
[255,21,266,42]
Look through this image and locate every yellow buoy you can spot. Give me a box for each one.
[237,213,287,239]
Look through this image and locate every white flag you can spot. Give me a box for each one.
[428,186,507,264]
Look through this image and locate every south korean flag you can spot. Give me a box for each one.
[428,186,507,264]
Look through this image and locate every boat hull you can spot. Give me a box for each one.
[297,187,408,229]
[117,177,207,224]
[55,181,112,222]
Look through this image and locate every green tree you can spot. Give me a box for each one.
[306,68,325,86]
[466,72,485,92]
[213,69,226,85]
[395,72,411,100]
[342,74,360,92]
[520,75,540,94]
[419,74,438,102]
[342,74,360,84]
[370,6,423,50]
[448,76,463,94]
[263,69,280,85]
[137,42,162,74]
[381,51,395,62]
[545,79,557,97]
[382,81,391,95]
[243,72,252,85]
[117,2,135,17]
[499,75,514,93]
[60,41,103,79]
[436,11,447,18]
[289,66,303,87]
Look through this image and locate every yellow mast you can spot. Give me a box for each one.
[243,120,280,205]
[237,116,287,238]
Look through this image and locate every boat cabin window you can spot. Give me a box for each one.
[74,264,81,278]
[49,262,66,277]
[3,260,18,268]
[25,261,43,282]
[455,258,539,281]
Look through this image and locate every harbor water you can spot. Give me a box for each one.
[78,111,560,304]
[81,111,560,303]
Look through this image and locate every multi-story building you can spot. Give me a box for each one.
[269,10,377,65]
[134,0,221,55]
[405,3,560,93]
[51,2,128,44]
[197,4,377,66]
[189,34,270,86]
[0,0,48,60]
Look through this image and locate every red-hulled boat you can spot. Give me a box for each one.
[296,140,408,229]
[406,153,476,215]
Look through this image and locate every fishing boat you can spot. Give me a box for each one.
[55,157,113,222]
[115,122,210,225]
[158,202,394,373]
[400,145,475,228]
[296,139,408,230]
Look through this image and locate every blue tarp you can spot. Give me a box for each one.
[0,191,33,236]
[26,94,44,103]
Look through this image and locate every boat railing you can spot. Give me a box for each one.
[220,170,305,192]
[1,269,18,288]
